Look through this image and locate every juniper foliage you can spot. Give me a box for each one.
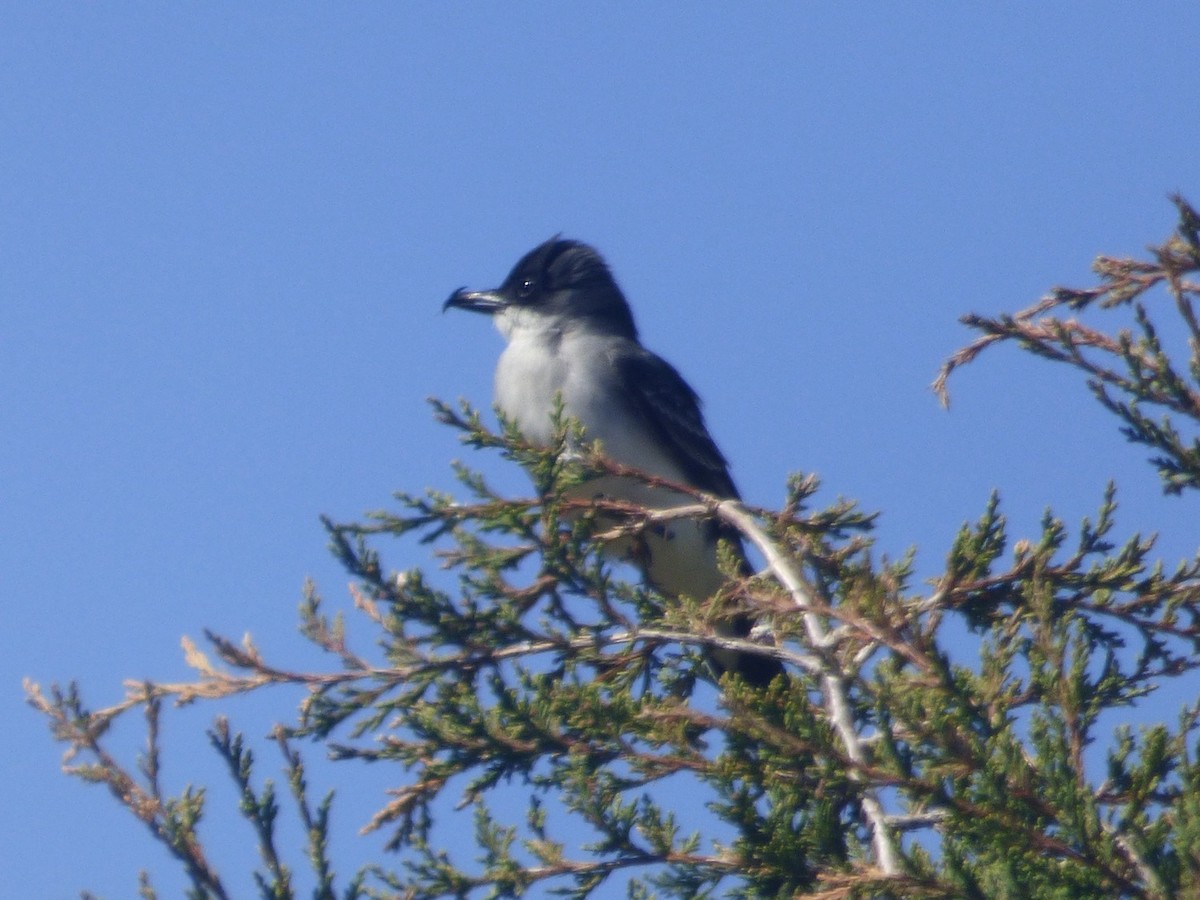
[30,200,1200,898]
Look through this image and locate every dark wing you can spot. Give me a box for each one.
[614,346,783,686]
[611,345,740,499]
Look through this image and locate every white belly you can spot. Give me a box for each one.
[493,324,725,599]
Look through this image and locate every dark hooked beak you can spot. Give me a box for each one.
[442,287,508,314]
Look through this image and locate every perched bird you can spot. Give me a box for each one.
[444,237,782,686]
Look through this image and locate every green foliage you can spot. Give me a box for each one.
[936,194,1200,495]
[28,199,1200,898]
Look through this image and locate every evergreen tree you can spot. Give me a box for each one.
[30,198,1200,899]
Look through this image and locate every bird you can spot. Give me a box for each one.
[443,237,783,687]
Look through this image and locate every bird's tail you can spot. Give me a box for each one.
[710,608,786,688]
[707,528,786,688]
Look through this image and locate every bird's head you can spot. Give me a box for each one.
[444,237,638,340]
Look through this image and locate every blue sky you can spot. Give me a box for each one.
[4,6,1199,896]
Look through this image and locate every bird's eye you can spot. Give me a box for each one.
[517,278,537,298]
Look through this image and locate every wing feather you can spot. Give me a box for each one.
[610,347,740,499]
[611,346,784,686]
